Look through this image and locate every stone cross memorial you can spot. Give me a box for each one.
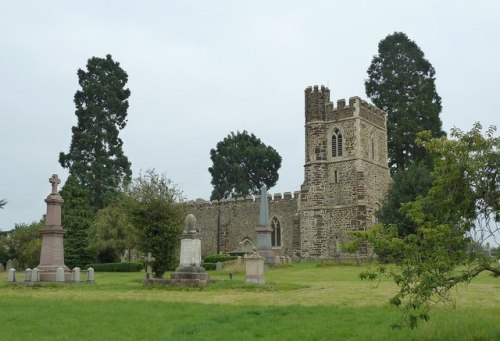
[37,174,70,281]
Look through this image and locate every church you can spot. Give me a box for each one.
[188,85,391,258]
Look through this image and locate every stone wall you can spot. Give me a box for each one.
[187,192,299,256]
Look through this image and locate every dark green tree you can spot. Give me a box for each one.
[60,175,96,267]
[346,123,500,328]
[365,32,445,173]
[128,170,186,278]
[209,131,282,200]
[0,221,43,268]
[377,162,433,237]
[59,54,132,210]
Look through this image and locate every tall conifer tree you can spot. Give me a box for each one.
[365,32,444,173]
[59,54,132,210]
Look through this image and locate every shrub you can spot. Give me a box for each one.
[203,254,237,263]
[86,262,144,272]
[203,263,217,271]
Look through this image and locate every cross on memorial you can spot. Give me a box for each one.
[49,174,61,194]
[145,252,156,279]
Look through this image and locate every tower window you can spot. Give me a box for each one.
[271,217,281,247]
[371,136,375,160]
[332,128,343,157]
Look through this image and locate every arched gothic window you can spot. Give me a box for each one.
[271,217,281,247]
[331,128,343,157]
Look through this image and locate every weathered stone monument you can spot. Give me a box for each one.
[244,244,265,285]
[255,185,274,264]
[37,174,70,281]
[168,214,209,286]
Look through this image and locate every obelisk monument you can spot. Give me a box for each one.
[37,174,70,281]
[255,185,274,264]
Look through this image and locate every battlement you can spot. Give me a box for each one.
[305,85,330,94]
[187,191,300,208]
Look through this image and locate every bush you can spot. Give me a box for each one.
[203,263,217,271]
[203,254,237,263]
[86,262,144,272]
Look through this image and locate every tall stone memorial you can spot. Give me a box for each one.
[37,174,70,281]
[255,185,275,264]
[169,214,209,286]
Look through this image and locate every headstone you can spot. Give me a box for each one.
[72,267,81,282]
[8,268,16,282]
[56,267,65,282]
[216,262,223,271]
[255,185,274,264]
[32,268,40,282]
[37,174,70,281]
[168,214,209,287]
[237,256,242,265]
[0,263,4,272]
[274,255,281,264]
[285,256,291,264]
[12,258,19,270]
[25,268,32,282]
[87,267,94,282]
[6,259,13,270]
[245,249,265,285]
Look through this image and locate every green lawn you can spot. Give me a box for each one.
[0,262,498,340]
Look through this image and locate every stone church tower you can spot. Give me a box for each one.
[299,85,390,257]
[188,85,390,259]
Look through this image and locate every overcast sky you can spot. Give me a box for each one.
[0,1,499,231]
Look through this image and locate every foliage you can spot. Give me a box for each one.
[0,221,43,268]
[61,174,96,267]
[128,170,186,278]
[346,123,500,328]
[88,194,138,263]
[59,54,132,210]
[86,262,143,272]
[365,32,445,173]
[0,199,6,209]
[377,162,433,237]
[209,131,282,200]
[202,254,237,263]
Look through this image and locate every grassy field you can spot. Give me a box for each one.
[0,262,498,340]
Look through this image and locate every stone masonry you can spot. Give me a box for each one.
[188,85,391,259]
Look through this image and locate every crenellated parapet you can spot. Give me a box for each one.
[187,191,300,209]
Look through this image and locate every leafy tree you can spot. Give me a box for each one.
[59,54,132,210]
[88,194,138,263]
[128,170,186,278]
[365,32,445,173]
[377,162,433,237]
[346,123,500,328]
[60,175,96,267]
[0,221,43,268]
[209,131,282,200]
[0,199,6,209]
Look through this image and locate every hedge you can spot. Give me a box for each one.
[202,254,237,263]
[85,262,144,272]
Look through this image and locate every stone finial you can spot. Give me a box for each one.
[49,174,61,194]
[258,185,269,227]
[185,214,197,233]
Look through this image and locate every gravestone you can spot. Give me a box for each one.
[25,268,32,282]
[72,267,81,282]
[216,262,223,271]
[168,214,209,287]
[8,268,16,282]
[37,174,70,281]
[6,259,13,270]
[56,267,65,282]
[255,186,275,264]
[0,263,4,272]
[87,267,95,282]
[245,248,265,285]
[32,268,40,282]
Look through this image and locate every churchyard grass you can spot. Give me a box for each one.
[0,262,498,340]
